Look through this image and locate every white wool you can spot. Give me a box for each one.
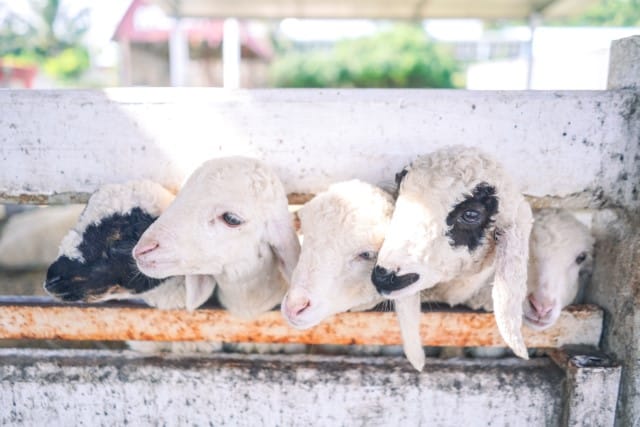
[377,146,533,369]
[134,157,300,320]
[282,180,392,329]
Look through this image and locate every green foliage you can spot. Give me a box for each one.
[269,25,461,88]
[0,0,90,81]
[552,0,640,27]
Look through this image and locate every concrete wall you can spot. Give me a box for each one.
[0,89,638,209]
[1,349,565,427]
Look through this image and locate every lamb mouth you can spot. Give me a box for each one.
[136,258,177,270]
[523,314,552,329]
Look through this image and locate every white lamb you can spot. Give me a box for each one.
[523,208,595,330]
[282,180,391,329]
[132,156,301,320]
[373,146,533,370]
[43,180,221,353]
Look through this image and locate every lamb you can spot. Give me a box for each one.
[281,180,391,329]
[522,208,595,330]
[132,156,301,320]
[372,146,533,370]
[283,177,593,364]
[43,180,220,353]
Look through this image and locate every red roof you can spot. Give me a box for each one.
[113,0,272,58]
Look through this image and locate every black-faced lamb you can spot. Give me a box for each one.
[132,156,301,320]
[373,146,533,368]
[43,180,220,352]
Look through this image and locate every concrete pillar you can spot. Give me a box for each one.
[593,35,640,426]
[169,19,189,87]
[118,40,132,86]
[525,13,541,90]
[607,35,640,89]
[550,350,622,427]
[223,18,241,89]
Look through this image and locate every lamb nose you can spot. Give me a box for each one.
[373,265,393,280]
[371,265,396,288]
[528,295,553,317]
[133,241,159,258]
[294,299,311,316]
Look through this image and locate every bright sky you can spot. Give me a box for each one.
[5,0,131,47]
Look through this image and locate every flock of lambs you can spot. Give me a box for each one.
[42,146,594,370]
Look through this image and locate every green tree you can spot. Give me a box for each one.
[553,0,640,27]
[0,0,90,80]
[270,24,461,88]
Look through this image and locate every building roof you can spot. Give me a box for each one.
[151,0,596,20]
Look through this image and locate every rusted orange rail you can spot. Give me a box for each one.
[0,297,602,347]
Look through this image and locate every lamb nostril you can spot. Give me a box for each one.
[134,241,159,258]
[373,265,393,278]
[44,276,62,289]
[46,275,61,284]
[286,296,311,317]
[295,299,310,316]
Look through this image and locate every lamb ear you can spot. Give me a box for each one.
[185,275,217,311]
[395,293,425,371]
[492,199,533,360]
[265,207,301,281]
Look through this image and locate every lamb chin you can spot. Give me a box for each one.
[523,316,552,331]
[284,313,320,330]
[136,260,174,279]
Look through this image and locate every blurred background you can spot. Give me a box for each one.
[0,0,638,91]
[0,0,638,299]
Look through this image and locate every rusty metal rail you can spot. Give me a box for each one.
[0,297,602,347]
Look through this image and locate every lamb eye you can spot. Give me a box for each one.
[575,252,587,265]
[358,251,376,261]
[221,212,244,227]
[458,209,483,225]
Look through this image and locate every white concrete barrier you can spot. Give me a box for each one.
[0,89,638,207]
[0,349,615,427]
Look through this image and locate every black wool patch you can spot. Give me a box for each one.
[393,167,410,199]
[445,183,499,251]
[44,207,164,302]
